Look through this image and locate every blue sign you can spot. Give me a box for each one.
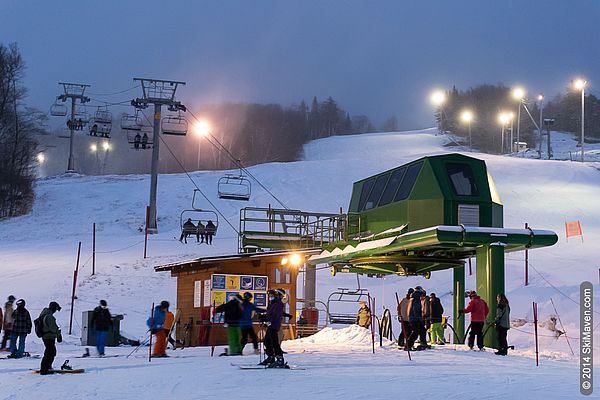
[240,276,254,290]
[254,292,267,307]
[212,274,226,290]
[226,291,240,302]
[254,276,267,291]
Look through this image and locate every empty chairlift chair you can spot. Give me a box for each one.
[326,288,371,324]
[50,101,68,117]
[161,113,188,136]
[218,170,252,201]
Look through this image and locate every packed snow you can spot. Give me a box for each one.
[1,128,599,399]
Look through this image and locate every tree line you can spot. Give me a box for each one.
[0,43,45,219]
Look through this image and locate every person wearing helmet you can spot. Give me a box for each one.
[459,291,489,350]
[147,301,169,358]
[38,301,62,375]
[91,300,113,356]
[8,299,32,358]
[258,289,288,368]
[215,294,244,356]
[240,292,266,354]
[1,295,16,351]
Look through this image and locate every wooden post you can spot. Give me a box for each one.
[533,302,539,366]
[92,222,96,275]
[68,241,81,335]
[368,296,375,354]
[144,206,149,259]
[468,258,472,276]
[525,223,529,286]
[149,303,154,362]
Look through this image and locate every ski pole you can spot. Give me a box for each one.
[126,332,151,358]
[148,303,154,363]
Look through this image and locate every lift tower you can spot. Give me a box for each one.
[131,78,186,234]
[55,83,90,172]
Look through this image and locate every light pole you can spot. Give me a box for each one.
[537,94,544,155]
[461,110,474,151]
[573,79,587,162]
[193,120,210,170]
[512,87,526,154]
[430,90,446,134]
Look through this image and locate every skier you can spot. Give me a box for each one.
[9,299,32,358]
[205,220,216,245]
[38,301,62,375]
[407,286,427,350]
[179,218,196,244]
[216,294,243,356]
[196,221,206,244]
[147,301,169,358]
[1,295,16,351]
[356,301,371,328]
[91,300,113,356]
[428,293,445,345]
[421,292,431,345]
[397,288,413,348]
[459,291,489,351]
[494,293,510,356]
[133,133,141,150]
[259,289,287,368]
[141,133,148,149]
[240,292,266,355]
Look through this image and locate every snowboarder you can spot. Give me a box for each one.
[8,299,32,358]
[240,292,266,354]
[38,301,62,375]
[259,289,287,367]
[397,288,413,348]
[216,294,243,356]
[494,293,510,356]
[356,301,371,328]
[459,291,489,350]
[91,300,113,356]
[141,133,148,149]
[147,301,169,358]
[205,220,216,245]
[428,293,445,345]
[134,133,141,149]
[1,295,16,351]
[407,286,427,350]
[179,218,196,244]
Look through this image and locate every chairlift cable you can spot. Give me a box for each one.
[87,85,141,97]
[186,109,289,210]
[138,110,239,235]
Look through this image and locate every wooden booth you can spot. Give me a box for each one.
[154,249,320,348]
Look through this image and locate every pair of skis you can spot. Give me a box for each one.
[231,362,305,370]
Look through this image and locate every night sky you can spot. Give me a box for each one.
[1,0,598,129]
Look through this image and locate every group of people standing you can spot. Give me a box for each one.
[393,287,511,355]
[1,295,32,359]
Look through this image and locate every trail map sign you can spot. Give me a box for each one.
[211,274,268,307]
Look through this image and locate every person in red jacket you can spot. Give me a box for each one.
[460,291,489,350]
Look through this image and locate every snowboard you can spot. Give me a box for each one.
[33,369,85,374]
[1,355,41,359]
[232,363,305,370]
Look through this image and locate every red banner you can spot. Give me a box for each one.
[565,221,583,241]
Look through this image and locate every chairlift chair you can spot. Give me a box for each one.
[120,113,143,131]
[161,113,188,136]
[94,109,113,124]
[50,102,67,117]
[326,288,371,324]
[127,130,153,150]
[217,172,252,201]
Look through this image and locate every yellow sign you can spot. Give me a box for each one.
[226,275,240,290]
[211,291,226,306]
[154,111,161,121]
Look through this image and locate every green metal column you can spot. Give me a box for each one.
[453,266,465,343]
[475,244,505,349]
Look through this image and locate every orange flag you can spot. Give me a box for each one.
[565,221,583,242]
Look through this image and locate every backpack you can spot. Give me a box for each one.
[34,315,46,338]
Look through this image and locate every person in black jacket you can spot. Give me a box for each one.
[9,299,32,358]
[216,295,243,356]
[91,300,113,356]
[428,293,445,345]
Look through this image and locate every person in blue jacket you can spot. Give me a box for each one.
[240,292,266,354]
[407,286,428,350]
[147,301,168,357]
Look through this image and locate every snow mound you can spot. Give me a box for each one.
[288,325,392,348]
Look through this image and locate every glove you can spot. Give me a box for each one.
[57,335,63,343]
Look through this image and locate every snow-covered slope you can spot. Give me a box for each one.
[1,128,598,399]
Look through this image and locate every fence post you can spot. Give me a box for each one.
[144,206,149,259]
[533,302,539,366]
[92,222,96,275]
[525,223,529,286]
[68,241,81,335]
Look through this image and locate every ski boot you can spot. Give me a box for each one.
[61,360,73,371]
[82,348,90,358]
[267,356,286,368]
[258,356,274,366]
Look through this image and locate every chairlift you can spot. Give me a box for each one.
[120,112,143,131]
[89,122,112,138]
[179,190,219,243]
[161,113,188,136]
[217,169,252,201]
[94,108,113,124]
[326,288,371,324]
[66,112,90,131]
[50,101,67,117]
[127,130,153,150]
